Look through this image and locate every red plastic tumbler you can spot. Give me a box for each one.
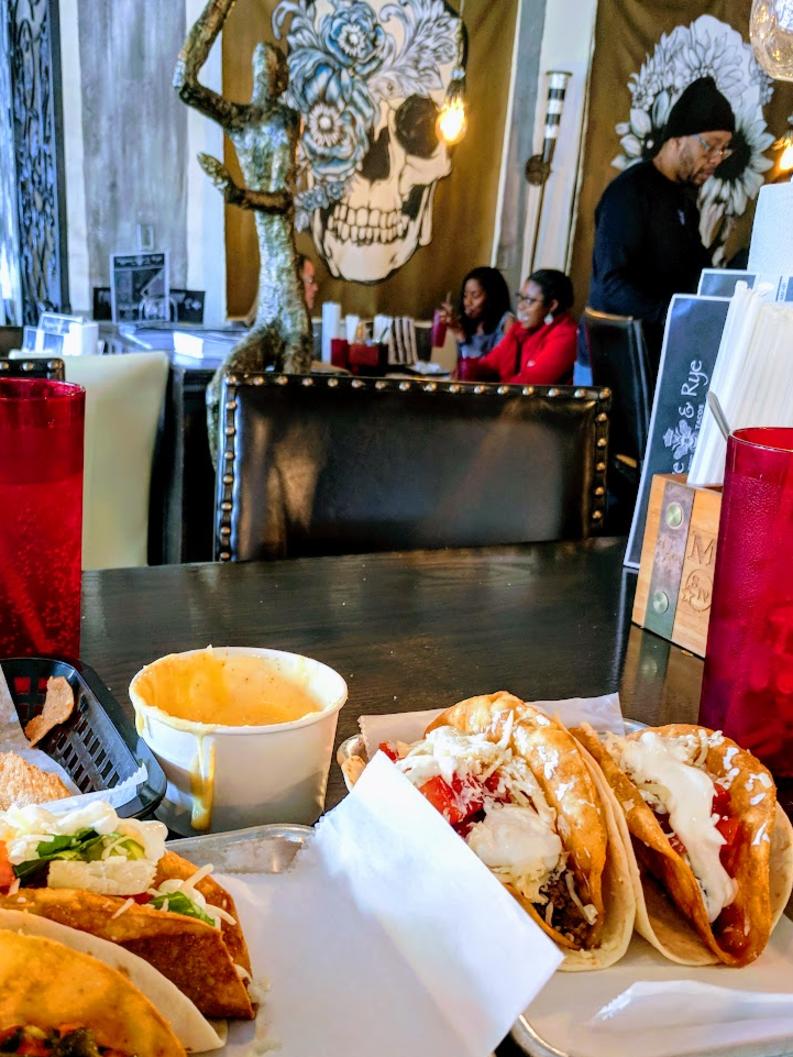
[699,427,793,776]
[431,308,447,349]
[0,379,85,659]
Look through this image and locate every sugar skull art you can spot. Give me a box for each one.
[273,0,465,282]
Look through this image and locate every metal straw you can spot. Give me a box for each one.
[707,390,732,442]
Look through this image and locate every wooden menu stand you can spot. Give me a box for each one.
[632,473,723,657]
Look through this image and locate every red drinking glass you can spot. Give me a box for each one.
[699,427,793,776]
[431,308,447,349]
[0,379,85,659]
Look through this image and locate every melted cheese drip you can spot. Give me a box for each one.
[616,731,737,922]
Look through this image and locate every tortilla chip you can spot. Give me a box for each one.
[574,722,792,967]
[24,676,75,746]
[0,751,71,811]
[0,930,185,1057]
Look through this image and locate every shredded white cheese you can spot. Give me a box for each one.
[564,870,598,925]
[110,897,135,920]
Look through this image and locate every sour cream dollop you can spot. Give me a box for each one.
[616,731,737,922]
[466,803,562,900]
[0,800,166,863]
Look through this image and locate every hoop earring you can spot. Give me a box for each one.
[544,312,554,325]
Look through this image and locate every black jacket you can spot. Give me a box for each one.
[588,160,711,338]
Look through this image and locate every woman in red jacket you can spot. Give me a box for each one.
[461,269,578,385]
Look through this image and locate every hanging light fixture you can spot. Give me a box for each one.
[750,0,793,81]
[436,0,467,146]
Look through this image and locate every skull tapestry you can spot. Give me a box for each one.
[222,0,518,318]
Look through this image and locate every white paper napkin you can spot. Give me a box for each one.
[321,302,342,363]
[522,923,793,1057]
[218,754,562,1057]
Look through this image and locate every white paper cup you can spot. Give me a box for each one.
[129,647,347,835]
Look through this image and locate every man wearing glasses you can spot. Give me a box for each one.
[588,76,735,376]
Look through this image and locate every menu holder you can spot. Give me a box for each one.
[632,473,722,657]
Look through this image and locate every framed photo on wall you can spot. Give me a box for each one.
[110,252,170,323]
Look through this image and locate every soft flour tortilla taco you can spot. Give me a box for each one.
[377,692,636,970]
[0,929,185,1057]
[0,802,253,1019]
[574,722,793,967]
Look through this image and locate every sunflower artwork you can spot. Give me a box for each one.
[613,14,775,265]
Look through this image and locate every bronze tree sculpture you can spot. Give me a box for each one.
[174,0,313,463]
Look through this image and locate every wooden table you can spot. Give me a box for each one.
[81,536,705,812]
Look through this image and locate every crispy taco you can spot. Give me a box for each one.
[378,692,636,969]
[574,722,793,966]
[0,910,222,1052]
[0,929,186,1057]
[0,802,253,1019]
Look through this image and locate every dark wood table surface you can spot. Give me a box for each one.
[81,536,704,813]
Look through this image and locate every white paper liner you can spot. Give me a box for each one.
[215,754,562,1057]
[0,669,146,813]
[358,693,625,760]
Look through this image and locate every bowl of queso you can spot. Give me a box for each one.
[129,646,348,835]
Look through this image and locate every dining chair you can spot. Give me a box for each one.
[62,353,169,570]
[582,307,651,532]
[0,356,65,380]
[213,374,610,561]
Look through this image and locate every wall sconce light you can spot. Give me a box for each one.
[437,76,467,146]
[775,115,793,176]
[751,0,793,81]
[525,70,572,272]
[436,1,467,146]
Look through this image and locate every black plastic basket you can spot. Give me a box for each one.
[1,656,165,819]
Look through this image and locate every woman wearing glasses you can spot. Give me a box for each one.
[588,76,734,375]
[460,269,578,385]
[438,266,514,366]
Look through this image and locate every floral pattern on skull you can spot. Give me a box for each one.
[273,0,464,281]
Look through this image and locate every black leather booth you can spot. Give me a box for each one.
[0,357,65,380]
[582,308,651,532]
[214,374,610,561]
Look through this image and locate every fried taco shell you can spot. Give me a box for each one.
[0,852,253,1020]
[0,930,185,1057]
[425,692,636,969]
[574,722,793,967]
[0,909,222,1052]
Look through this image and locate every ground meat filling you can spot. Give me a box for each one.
[0,1028,127,1057]
[536,871,592,946]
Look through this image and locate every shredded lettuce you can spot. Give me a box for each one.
[13,829,145,882]
[149,889,216,927]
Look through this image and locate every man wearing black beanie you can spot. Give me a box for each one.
[587,76,735,378]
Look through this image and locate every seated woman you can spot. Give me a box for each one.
[466,269,578,385]
[440,266,514,364]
